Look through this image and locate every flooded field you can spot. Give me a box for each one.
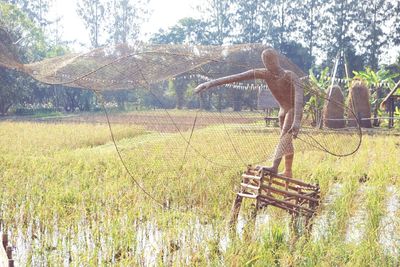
[0,120,399,265]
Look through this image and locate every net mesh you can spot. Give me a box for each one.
[0,29,362,179]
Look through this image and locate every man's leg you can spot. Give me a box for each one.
[267,130,293,175]
[265,109,294,176]
[280,154,294,178]
[264,157,282,174]
[262,109,286,173]
[279,110,295,177]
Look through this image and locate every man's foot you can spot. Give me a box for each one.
[278,170,292,178]
[260,166,278,174]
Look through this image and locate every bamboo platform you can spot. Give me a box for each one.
[230,165,320,230]
[1,232,14,267]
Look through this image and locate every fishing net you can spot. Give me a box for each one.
[0,28,362,186]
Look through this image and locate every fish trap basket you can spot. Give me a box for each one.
[230,165,320,228]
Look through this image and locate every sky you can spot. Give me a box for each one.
[49,0,202,51]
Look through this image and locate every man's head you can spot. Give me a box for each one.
[262,49,281,73]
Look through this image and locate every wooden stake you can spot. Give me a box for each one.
[6,246,12,260]
[2,234,7,250]
[229,194,243,232]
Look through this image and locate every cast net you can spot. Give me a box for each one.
[0,28,362,187]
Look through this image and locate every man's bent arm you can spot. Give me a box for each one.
[195,69,267,93]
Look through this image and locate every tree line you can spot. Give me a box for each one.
[0,0,399,114]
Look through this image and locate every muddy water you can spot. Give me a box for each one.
[7,211,273,266]
[345,185,368,244]
[311,183,343,241]
[5,184,400,265]
[379,186,400,255]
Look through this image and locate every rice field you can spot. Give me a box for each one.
[0,114,399,266]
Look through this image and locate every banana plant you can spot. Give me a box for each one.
[353,67,398,89]
[304,67,331,126]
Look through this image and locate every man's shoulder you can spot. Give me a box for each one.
[283,70,299,80]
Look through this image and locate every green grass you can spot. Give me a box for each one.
[0,120,399,266]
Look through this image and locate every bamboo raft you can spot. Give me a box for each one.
[1,232,14,267]
[230,165,320,230]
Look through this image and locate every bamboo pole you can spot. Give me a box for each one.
[250,168,319,189]
[259,184,319,203]
[229,195,243,232]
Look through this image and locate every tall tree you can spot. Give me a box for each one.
[231,0,270,44]
[0,2,48,62]
[106,0,149,44]
[355,0,394,70]
[0,2,45,114]
[3,0,53,29]
[324,0,358,57]
[77,0,106,48]
[265,0,298,52]
[319,0,360,74]
[391,1,400,47]
[189,0,234,110]
[151,17,210,45]
[291,0,326,66]
[197,0,233,45]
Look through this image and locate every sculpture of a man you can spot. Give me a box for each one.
[195,49,303,178]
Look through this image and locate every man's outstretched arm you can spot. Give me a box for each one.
[195,69,267,93]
